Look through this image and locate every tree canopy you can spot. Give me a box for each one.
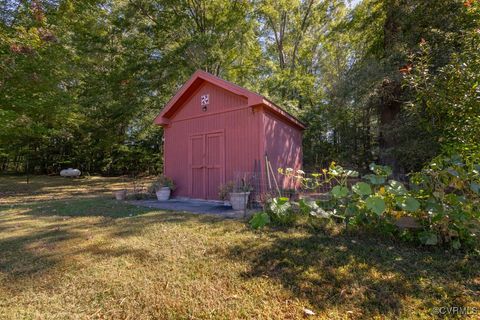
[1,0,479,175]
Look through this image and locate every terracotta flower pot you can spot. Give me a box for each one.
[156,187,171,201]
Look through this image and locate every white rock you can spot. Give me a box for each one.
[60,168,81,177]
[303,308,315,316]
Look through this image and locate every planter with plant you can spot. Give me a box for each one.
[148,176,176,201]
[229,178,253,210]
[114,177,128,200]
[114,189,127,201]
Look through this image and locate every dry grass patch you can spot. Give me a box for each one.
[0,176,479,319]
[0,175,155,204]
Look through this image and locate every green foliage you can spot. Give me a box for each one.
[298,198,337,222]
[279,162,358,191]
[352,182,372,196]
[404,12,480,163]
[1,0,477,178]
[419,231,438,246]
[148,175,175,193]
[277,157,480,250]
[409,155,480,248]
[0,0,259,175]
[363,174,385,185]
[300,0,477,172]
[267,197,298,227]
[365,196,386,216]
[249,212,271,229]
[386,180,407,196]
[369,163,393,177]
[331,185,349,198]
[396,196,420,212]
[0,0,166,174]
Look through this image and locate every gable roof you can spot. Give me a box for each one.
[153,70,306,130]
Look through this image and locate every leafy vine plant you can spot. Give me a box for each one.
[276,163,361,222]
[251,156,479,250]
[278,162,359,192]
[281,162,429,231]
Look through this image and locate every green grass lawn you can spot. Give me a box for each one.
[0,176,479,319]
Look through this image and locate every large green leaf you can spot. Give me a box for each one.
[426,197,444,215]
[365,196,386,215]
[364,174,385,185]
[352,182,372,196]
[298,199,315,215]
[249,212,271,229]
[386,180,407,195]
[331,185,349,198]
[270,197,291,215]
[310,207,332,219]
[345,170,360,177]
[446,168,460,178]
[470,182,480,194]
[345,203,359,216]
[452,240,461,250]
[369,163,393,177]
[397,196,420,212]
[473,165,480,175]
[419,231,438,245]
[298,199,330,218]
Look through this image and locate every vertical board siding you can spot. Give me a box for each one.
[206,132,225,199]
[263,111,303,190]
[172,82,246,121]
[189,134,205,198]
[164,81,260,199]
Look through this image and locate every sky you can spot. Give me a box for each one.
[348,0,363,8]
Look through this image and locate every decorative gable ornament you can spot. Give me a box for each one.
[201,94,209,106]
[153,70,305,129]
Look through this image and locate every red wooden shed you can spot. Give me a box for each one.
[154,70,305,200]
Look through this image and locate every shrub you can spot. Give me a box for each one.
[249,212,271,229]
[249,197,299,228]
[268,197,299,226]
[409,155,480,248]
[270,155,480,250]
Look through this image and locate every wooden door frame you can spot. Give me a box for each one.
[188,134,206,198]
[205,131,225,199]
[188,130,225,199]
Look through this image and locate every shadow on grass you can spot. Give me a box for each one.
[0,197,151,218]
[0,197,231,280]
[227,230,480,318]
[4,194,477,319]
[1,197,233,220]
[107,209,229,239]
[0,228,78,278]
[0,225,155,279]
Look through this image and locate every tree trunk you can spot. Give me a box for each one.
[378,0,403,172]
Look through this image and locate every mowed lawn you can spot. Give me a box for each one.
[0,176,479,319]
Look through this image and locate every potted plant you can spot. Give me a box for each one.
[218,182,234,206]
[114,189,127,201]
[148,175,176,201]
[114,177,128,200]
[229,178,252,210]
